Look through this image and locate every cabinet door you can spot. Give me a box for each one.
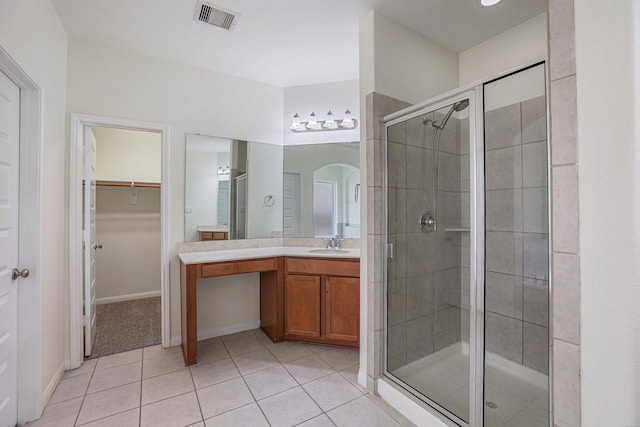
[325,276,359,342]
[285,275,321,338]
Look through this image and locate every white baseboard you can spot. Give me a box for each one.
[358,369,368,389]
[170,321,261,347]
[377,378,451,427]
[41,362,65,409]
[96,290,161,305]
[170,335,182,347]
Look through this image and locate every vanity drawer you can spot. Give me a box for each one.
[199,231,228,241]
[286,257,359,277]
[201,257,277,277]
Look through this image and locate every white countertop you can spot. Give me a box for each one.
[179,246,360,265]
[197,225,230,232]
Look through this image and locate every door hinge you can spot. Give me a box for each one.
[387,243,394,259]
[83,315,89,327]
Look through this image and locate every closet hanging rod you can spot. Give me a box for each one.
[83,180,161,189]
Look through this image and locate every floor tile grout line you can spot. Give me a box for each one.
[72,356,97,427]
[74,408,140,427]
[201,330,272,425]
[188,358,207,427]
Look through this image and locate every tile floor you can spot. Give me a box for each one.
[28,329,414,427]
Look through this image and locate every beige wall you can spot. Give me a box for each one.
[93,126,161,183]
[95,187,161,300]
[459,13,548,86]
[246,142,284,238]
[0,0,68,409]
[359,11,459,106]
[575,0,640,424]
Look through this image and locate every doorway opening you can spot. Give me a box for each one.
[68,114,170,369]
[85,126,162,358]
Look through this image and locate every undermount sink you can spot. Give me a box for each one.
[308,249,350,254]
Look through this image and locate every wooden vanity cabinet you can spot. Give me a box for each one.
[199,231,228,241]
[324,276,359,342]
[285,275,321,338]
[284,257,359,347]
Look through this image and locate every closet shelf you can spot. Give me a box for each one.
[83,180,161,189]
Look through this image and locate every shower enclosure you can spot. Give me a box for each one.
[383,63,549,426]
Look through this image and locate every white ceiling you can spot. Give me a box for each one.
[52,0,547,88]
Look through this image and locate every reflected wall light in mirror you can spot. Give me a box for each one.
[290,109,357,132]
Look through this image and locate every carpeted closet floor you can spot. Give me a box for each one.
[87,296,161,359]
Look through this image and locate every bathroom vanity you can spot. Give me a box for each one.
[179,246,360,366]
[196,225,229,241]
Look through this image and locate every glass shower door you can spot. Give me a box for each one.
[385,94,474,424]
[483,63,549,427]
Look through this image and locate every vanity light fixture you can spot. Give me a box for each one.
[290,109,358,133]
[480,0,502,6]
[217,165,230,175]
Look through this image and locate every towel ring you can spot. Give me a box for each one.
[263,195,275,207]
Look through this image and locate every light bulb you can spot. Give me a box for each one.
[306,112,321,130]
[341,109,354,128]
[290,113,302,130]
[323,110,337,129]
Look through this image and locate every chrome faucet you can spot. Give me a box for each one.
[326,235,343,250]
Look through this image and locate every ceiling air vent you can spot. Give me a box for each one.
[194,1,239,31]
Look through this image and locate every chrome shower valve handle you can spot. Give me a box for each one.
[419,211,436,232]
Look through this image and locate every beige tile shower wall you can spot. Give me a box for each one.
[482,96,549,374]
[548,0,581,425]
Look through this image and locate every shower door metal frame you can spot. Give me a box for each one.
[382,86,485,427]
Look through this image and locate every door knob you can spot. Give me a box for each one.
[12,268,30,280]
[92,244,103,250]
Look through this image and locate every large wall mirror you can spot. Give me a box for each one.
[184,134,359,242]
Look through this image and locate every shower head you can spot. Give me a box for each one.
[453,99,470,112]
[425,99,470,130]
[438,99,469,129]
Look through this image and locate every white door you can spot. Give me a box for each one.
[313,180,336,237]
[0,71,20,427]
[283,172,300,237]
[83,127,97,356]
